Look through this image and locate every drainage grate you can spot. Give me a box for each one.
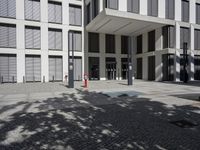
[118,94,129,97]
[170,120,198,128]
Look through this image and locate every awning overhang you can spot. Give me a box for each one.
[86,9,176,36]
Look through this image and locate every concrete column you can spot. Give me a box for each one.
[175,22,180,49]
[41,0,48,23]
[16,22,25,50]
[16,0,24,20]
[174,22,181,81]
[17,52,25,83]
[140,0,147,15]
[189,0,196,24]
[158,0,165,18]
[155,28,162,51]
[63,0,69,25]
[190,25,194,51]
[132,36,136,79]
[16,22,25,83]
[116,35,121,80]
[189,51,195,81]
[41,24,49,82]
[155,52,162,81]
[84,32,89,74]
[119,0,127,12]
[142,56,148,80]
[100,34,106,80]
[63,27,68,81]
[175,0,181,21]
[174,51,180,81]
[99,0,104,12]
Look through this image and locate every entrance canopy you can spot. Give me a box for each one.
[86,9,175,36]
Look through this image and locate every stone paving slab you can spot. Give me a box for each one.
[0,80,200,150]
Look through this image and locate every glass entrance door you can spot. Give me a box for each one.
[106,62,116,80]
[121,58,128,80]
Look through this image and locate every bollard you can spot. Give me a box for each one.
[1,76,3,84]
[52,76,54,82]
[83,74,88,88]
[23,76,26,83]
[12,76,14,83]
[43,76,45,83]
[0,76,2,84]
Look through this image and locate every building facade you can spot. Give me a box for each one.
[85,0,200,82]
[0,0,84,83]
[0,0,200,83]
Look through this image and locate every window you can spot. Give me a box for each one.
[121,36,128,54]
[88,32,99,53]
[25,55,41,82]
[69,5,82,26]
[48,28,62,50]
[0,23,16,48]
[69,31,82,52]
[180,27,190,49]
[127,0,139,13]
[106,0,118,10]
[48,1,62,24]
[162,54,174,81]
[148,0,158,17]
[25,0,40,21]
[0,0,16,18]
[194,29,200,50]
[148,30,155,52]
[0,54,17,83]
[106,34,115,53]
[181,0,189,22]
[92,0,99,19]
[162,26,175,49]
[196,3,200,24]
[49,56,63,81]
[137,35,142,54]
[25,26,41,49]
[86,3,91,24]
[166,0,174,20]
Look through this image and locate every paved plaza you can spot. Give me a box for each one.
[0,80,200,150]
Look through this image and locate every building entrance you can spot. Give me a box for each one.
[121,58,128,80]
[106,57,116,80]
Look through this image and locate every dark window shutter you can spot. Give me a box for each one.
[0,24,16,48]
[25,0,40,21]
[88,32,99,53]
[25,26,40,49]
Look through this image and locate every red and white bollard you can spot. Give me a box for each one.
[84,74,88,88]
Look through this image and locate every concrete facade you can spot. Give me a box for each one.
[85,0,200,82]
[1,0,200,83]
[0,0,84,83]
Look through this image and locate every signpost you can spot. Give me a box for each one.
[183,42,188,83]
[128,37,133,85]
[68,32,74,88]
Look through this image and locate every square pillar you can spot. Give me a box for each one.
[175,0,181,21]
[119,0,127,12]
[174,51,180,81]
[155,52,162,81]
[41,0,48,23]
[158,0,165,18]
[100,34,106,80]
[142,56,148,80]
[116,35,121,80]
[140,0,147,15]
[189,51,195,81]
[189,0,196,24]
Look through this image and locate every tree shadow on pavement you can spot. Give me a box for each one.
[0,89,200,150]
